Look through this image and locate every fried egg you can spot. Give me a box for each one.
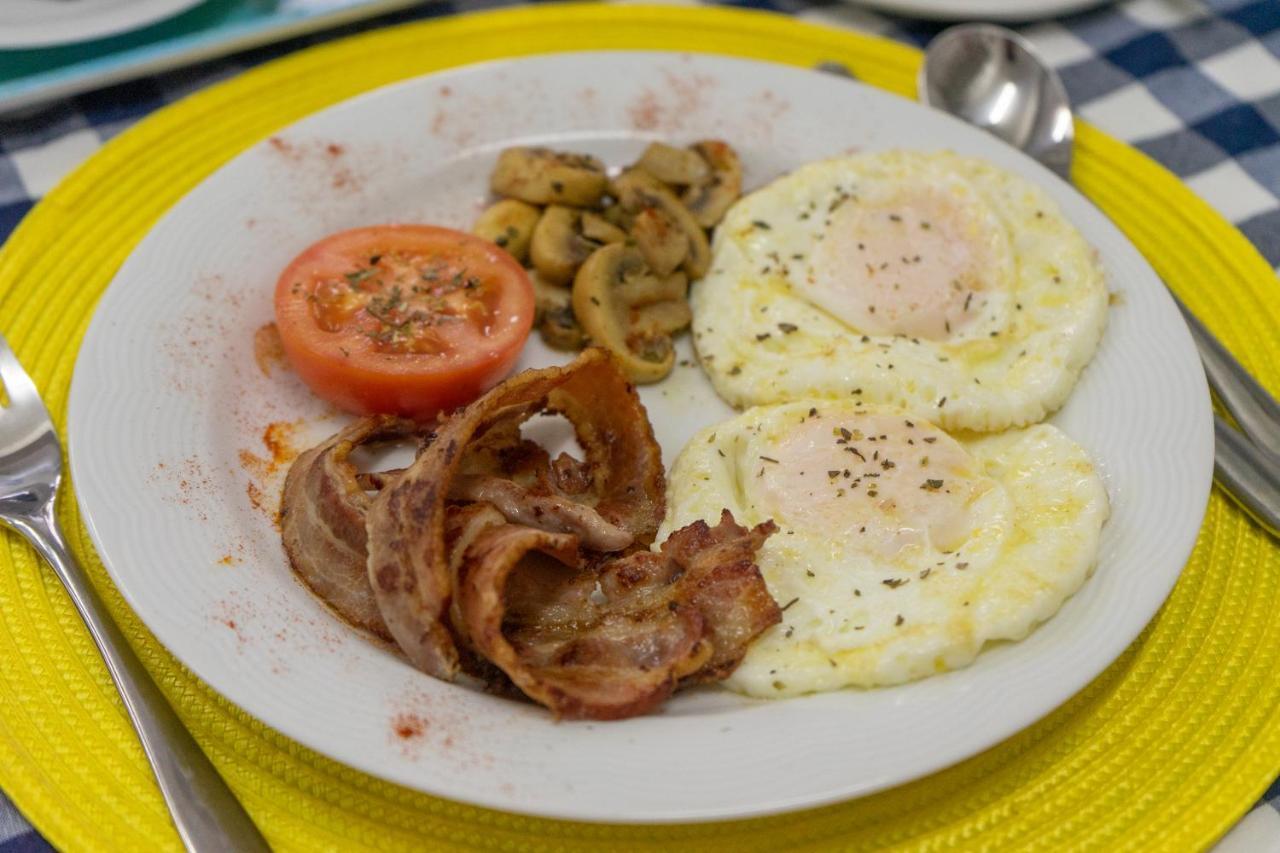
[661,400,1108,696]
[691,150,1108,432]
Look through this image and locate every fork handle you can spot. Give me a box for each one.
[1213,414,1280,537]
[8,503,270,853]
[1175,295,1280,461]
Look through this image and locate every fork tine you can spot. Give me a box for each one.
[0,332,50,419]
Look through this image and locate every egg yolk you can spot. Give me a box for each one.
[755,412,986,559]
[805,187,995,340]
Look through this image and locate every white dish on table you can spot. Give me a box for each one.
[68,51,1213,823]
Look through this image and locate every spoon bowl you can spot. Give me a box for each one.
[919,24,1075,179]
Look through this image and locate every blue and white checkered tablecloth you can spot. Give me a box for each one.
[1,0,1278,849]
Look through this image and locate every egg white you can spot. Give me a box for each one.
[661,400,1109,696]
[691,150,1108,432]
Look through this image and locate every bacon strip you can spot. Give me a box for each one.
[290,348,779,719]
[452,475,634,551]
[365,347,666,680]
[280,415,423,640]
[658,511,782,682]
[457,510,778,719]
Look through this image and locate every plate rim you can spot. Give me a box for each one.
[66,48,1215,823]
[839,0,1111,22]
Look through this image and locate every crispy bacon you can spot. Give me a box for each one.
[279,415,423,640]
[365,347,666,680]
[451,475,634,551]
[658,511,782,682]
[457,510,779,719]
[288,348,779,719]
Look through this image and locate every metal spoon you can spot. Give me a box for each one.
[917,23,1280,537]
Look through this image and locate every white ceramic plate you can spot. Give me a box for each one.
[844,0,1109,21]
[0,0,204,49]
[68,52,1213,823]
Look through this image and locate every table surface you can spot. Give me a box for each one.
[1,0,1278,849]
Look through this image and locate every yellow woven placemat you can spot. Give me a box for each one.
[1,5,1278,850]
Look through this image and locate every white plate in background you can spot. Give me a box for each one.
[845,0,1110,21]
[0,0,205,48]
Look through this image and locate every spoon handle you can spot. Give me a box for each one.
[1174,294,1280,461]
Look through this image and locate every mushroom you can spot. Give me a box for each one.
[636,142,711,186]
[532,273,587,350]
[612,171,711,280]
[618,270,687,307]
[572,244,690,383]
[609,166,666,197]
[541,304,587,350]
[530,205,605,285]
[490,147,608,207]
[680,141,743,229]
[632,299,692,339]
[472,199,541,263]
[601,203,630,230]
[580,211,627,245]
[629,207,687,276]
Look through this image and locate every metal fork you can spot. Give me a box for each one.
[0,334,269,852]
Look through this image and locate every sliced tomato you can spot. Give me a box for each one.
[274,224,534,419]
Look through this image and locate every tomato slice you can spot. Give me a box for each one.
[274,224,534,419]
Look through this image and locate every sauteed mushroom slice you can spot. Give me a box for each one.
[541,305,587,350]
[681,140,743,229]
[617,270,687,307]
[530,205,603,285]
[532,272,588,350]
[473,199,541,262]
[627,270,691,339]
[630,207,687,277]
[609,166,666,197]
[572,244,690,383]
[601,203,630,230]
[612,171,711,280]
[632,299,692,339]
[490,147,608,207]
[636,142,711,186]
[580,211,627,244]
